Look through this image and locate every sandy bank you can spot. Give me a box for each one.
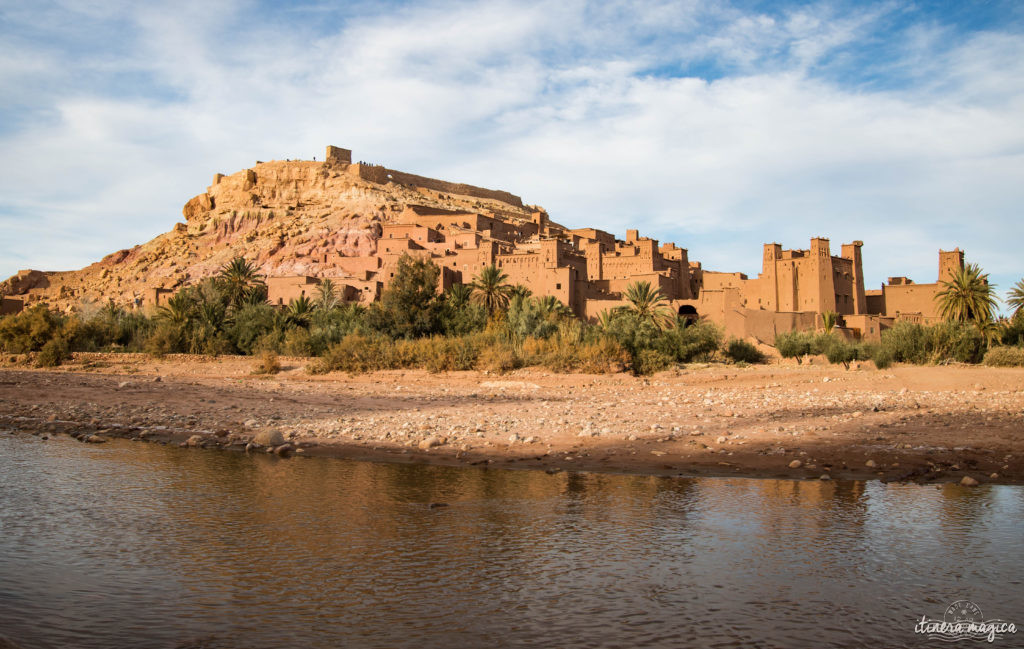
[1,352,1022,484]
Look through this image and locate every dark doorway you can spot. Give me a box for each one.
[678,304,698,327]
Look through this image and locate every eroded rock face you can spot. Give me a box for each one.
[2,155,533,310]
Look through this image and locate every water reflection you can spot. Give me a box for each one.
[0,433,1021,649]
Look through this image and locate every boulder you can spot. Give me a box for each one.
[252,429,285,447]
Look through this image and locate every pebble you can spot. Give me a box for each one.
[960,476,979,487]
[865,460,877,468]
[819,474,831,481]
[716,436,728,444]
[789,460,802,469]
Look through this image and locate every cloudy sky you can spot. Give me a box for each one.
[2,0,1022,307]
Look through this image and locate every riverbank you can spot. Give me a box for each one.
[1,352,1022,483]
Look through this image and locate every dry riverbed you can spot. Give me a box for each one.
[1,352,1022,484]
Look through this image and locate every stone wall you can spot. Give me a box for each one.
[349,163,523,208]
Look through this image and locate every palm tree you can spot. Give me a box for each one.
[445,283,473,309]
[935,263,999,324]
[597,309,617,331]
[241,283,268,307]
[471,265,513,315]
[286,295,315,328]
[537,295,570,319]
[624,281,673,329]
[509,284,532,300]
[1007,278,1024,318]
[820,310,838,333]
[218,256,265,309]
[156,291,194,325]
[315,279,341,311]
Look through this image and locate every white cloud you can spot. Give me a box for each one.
[1,0,1022,307]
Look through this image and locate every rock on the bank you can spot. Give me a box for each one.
[419,436,443,450]
[253,429,285,447]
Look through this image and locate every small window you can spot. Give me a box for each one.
[556,283,562,290]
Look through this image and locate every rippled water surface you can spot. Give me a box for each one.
[0,432,1022,648]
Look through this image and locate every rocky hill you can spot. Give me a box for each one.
[1,146,538,311]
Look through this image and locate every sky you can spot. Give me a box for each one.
[1,0,1022,309]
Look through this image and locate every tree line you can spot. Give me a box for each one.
[2,254,1023,373]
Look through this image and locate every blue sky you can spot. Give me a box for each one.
[1,0,1022,308]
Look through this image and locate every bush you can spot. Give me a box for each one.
[311,333,398,374]
[775,330,812,360]
[725,339,764,364]
[414,336,482,372]
[871,345,894,369]
[144,322,184,356]
[983,346,1024,367]
[656,320,722,363]
[252,350,281,375]
[1001,314,1024,347]
[0,305,66,353]
[822,336,856,368]
[879,320,987,365]
[477,344,522,374]
[36,336,70,367]
[880,321,929,364]
[227,304,278,354]
[281,328,313,357]
[576,338,630,373]
[634,348,674,375]
[928,321,985,364]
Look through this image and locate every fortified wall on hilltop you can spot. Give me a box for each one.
[0,145,966,343]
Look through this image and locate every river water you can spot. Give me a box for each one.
[0,432,1021,649]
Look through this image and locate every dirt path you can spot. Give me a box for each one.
[1,352,1022,484]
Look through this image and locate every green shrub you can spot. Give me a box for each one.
[871,345,894,369]
[822,336,856,368]
[927,321,985,364]
[656,320,722,363]
[36,336,70,367]
[880,321,929,364]
[983,346,1024,367]
[1001,314,1024,347]
[775,330,812,360]
[725,339,764,364]
[634,348,674,375]
[227,304,278,354]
